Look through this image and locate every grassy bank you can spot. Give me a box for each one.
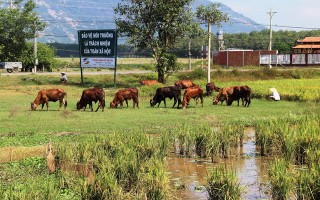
[0,67,319,199]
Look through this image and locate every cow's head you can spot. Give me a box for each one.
[214,86,221,92]
[213,97,219,105]
[31,102,38,110]
[150,99,156,107]
[76,101,82,110]
[110,101,117,108]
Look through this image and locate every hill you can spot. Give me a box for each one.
[33,0,266,43]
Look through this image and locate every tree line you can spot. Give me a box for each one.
[1,0,320,76]
[51,28,320,59]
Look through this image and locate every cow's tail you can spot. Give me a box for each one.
[63,92,68,108]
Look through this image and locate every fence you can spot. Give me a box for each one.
[213,50,320,66]
[260,54,320,66]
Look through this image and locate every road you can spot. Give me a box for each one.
[0,70,154,76]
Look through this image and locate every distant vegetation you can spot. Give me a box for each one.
[49,29,320,59]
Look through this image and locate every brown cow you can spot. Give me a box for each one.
[182,86,204,109]
[205,82,220,96]
[213,85,251,107]
[110,88,139,109]
[31,89,67,111]
[140,80,160,86]
[174,80,196,89]
[76,87,105,112]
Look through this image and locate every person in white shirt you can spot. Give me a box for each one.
[269,88,280,101]
[60,72,68,84]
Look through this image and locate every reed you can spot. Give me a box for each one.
[269,158,295,200]
[296,164,320,200]
[206,164,241,200]
[50,131,171,199]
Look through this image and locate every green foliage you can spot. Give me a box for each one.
[269,159,295,200]
[177,68,206,80]
[20,42,56,71]
[196,3,229,25]
[115,0,198,82]
[224,29,320,53]
[0,0,45,62]
[206,165,241,200]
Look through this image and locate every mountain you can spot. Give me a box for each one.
[32,0,266,43]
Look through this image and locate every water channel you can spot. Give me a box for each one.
[166,127,272,199]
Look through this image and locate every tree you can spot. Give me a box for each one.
[114,0,197,83]
[196,3,228,83]
[0,0,45,62]
[20,43,55,71]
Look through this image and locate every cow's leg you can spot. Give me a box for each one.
[187,96,191,108]
[163,98,167,108]
[172,98,177,108]
[41,103,45,110]
[58,99,63,110]
[177,98,182,109]
[136,98,139,109]
[201,96,204,107]
[95,101,100,112]
[46,101,49,111]
[101,100,105,111]
[125,99,129,108]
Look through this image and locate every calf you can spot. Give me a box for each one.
[205,82,220,96]
[213,85,251,107]
[110,88,139,109]
[31,89,67,111]
[182,86,204,109]
[150,86,182,108]
[174,80,196,89]
[140,80,160,86]
[76,88,105,112]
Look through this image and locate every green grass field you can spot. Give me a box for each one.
[0,70,319,147]
[1,67,320,199]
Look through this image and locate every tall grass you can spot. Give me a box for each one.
[269,158,295,200]
[206,164,241,200]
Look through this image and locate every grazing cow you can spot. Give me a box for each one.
[213,85,251,107]
[31,89,67,111]
[76,88,105,112]
[150,86,182,108]
[110,88,139,109]
[182,86,204,109]
[140,80,160,86]
[205,82,220,96]
[174,80,196,89]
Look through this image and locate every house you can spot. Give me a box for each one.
[292,37,320,53]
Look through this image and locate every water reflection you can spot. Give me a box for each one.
[166,127,272,200]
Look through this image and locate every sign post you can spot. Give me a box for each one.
[78,29,117,86]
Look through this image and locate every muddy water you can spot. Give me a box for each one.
[166,128,272,200]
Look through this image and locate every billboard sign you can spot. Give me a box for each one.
[81,57,115,68]
[78,29,117,68]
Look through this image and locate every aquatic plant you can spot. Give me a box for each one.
[206,164,241,200]
[269,158,295,200]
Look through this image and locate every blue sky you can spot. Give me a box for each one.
[214,0,320,31]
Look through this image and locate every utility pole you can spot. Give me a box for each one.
[10,0,12,9]
[207,23,211,83]
[34,36,37,73]
[188,40,191,71]
[267,9,276,68]
[267,9,277,51]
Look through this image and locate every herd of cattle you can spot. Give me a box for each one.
[30,79,252,111]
